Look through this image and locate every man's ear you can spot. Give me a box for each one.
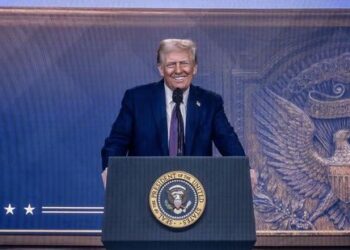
[193,64,198,75]
[157,65,164,77]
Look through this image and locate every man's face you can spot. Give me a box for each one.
[158,50,197,91]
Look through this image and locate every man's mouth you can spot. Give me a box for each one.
[173,75,187,81]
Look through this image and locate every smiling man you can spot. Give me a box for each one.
[101,39,245,172]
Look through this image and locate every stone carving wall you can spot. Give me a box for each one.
[240,38,350,232]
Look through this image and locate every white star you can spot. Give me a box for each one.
[4,204,16,215]
[24,204,35,215]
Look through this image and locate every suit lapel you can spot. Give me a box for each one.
[151,80,169,155]
[185,85,200,155]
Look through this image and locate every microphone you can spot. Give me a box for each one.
[172,88,183,104]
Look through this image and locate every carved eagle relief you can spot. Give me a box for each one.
[254,88,350,230]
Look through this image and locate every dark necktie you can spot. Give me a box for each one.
[169,88,184,156]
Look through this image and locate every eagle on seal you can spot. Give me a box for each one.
[165,184,191,215]
[255,89,350,229]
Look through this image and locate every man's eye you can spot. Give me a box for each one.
[166,64,175,68]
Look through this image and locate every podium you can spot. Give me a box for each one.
[102,157,256,250]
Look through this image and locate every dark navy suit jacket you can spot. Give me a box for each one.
[101,80,245,169]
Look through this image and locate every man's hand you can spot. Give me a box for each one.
[250,169,258,191]
[101,168,108,189]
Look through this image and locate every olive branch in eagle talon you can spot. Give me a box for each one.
[253,167,315,230]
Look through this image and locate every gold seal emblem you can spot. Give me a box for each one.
[149,171,206,228]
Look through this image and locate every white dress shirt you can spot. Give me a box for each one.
[164,83,189,141]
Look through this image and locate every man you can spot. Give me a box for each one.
[101,39,245,174]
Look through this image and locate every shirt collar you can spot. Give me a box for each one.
[164,82,190,106]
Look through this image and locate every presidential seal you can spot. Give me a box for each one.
[149,171,206,228]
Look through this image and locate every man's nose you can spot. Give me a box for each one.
[175,63,182,73]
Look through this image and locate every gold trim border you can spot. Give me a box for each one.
[0,8,350,27]
[0,230,348,235]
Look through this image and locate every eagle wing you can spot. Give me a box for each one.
[167,191,175,204]
[255,89,331,199]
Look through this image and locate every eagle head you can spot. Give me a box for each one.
[333,129,350,145]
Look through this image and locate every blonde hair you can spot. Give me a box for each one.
[157,39,197,65]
